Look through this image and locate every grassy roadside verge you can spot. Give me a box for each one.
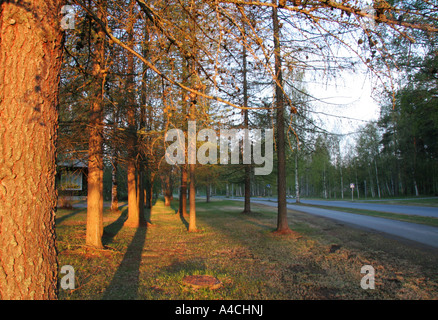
[56,198,438,300]
[355,198,438,207]
[292,203,438,228]
[296,197,438,207]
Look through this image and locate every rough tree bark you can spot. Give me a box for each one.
[374,159,381,198]
[162,172,173,206]
[86,0,106,249]
[272,0,292,234]
[124,3,141,227]
[295,146,300,203]
[188,99,197,233]
[0,0,64,299]
[179,164,188,216]
[110,148,119,212]
[242,27,252,214]
[137,168,145,219]
[178,58,189,217]
[110,105,120,212]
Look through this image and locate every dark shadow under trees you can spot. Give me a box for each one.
[101,224,148,299]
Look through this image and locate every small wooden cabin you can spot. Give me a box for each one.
[57,159,88,197]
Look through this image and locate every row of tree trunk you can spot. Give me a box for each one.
[0,0,292,299]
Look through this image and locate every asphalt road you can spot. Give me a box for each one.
[243,199,438,249]
[298,199,438,217]
[235,197,438,217]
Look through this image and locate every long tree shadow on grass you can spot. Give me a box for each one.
[103,206,153,246]
[168,197,189,230]
[101,223,148,299]
[102,209,128,246]
[55,208,84,225]
[101,205,153,299]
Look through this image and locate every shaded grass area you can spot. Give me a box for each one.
[357,198,438,207]
[293,203,438,228]
[57,199,438,300]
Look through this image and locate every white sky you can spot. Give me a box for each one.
[310,71,380,130]
[306,68,381,155]
[307,65,380,126]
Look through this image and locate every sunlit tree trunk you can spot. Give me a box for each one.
[179,164,188,216]
[110,148,119,212]
[137,20,149,218]
[272,0,291,234]
[0,0,63,299]
[125,145,139,227]
[125,3,140,227]
[86,0,107,248]
[144,98,154,210]
[162,172,173,206]
[138,167,145,217]
[240,11,252,214]
[188,164,197,232]
[188,100,197,232]
[178,55,189,217]
[111,89,120,212]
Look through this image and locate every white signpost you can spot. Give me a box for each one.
[350,183,355,201]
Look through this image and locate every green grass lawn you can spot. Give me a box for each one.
[56,198,438,300]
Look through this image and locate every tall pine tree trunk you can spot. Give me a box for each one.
[125,124,139,227]
[163,173,172,206]
[146,171,155,210]
[339,142,344,199]
[145,165,152,209]
[295,147,300,203]
[111,148,119,212]
[86,0,106,248]
[241,11,252,214]
[86,89,104,248]
[125,6,140,227]
[188,164,197,232]
[188,100,197,232]
[178,57,189,217]
[0,0,63,299]
[144,93,153,210]
[179,164,188,216]
[374,159,381,198]
[368,165,375,198]
[272,0,291,234]
[206,184,211,203]
[137,168,145,220]
[111,95,120,212]
[137,20,149,217]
